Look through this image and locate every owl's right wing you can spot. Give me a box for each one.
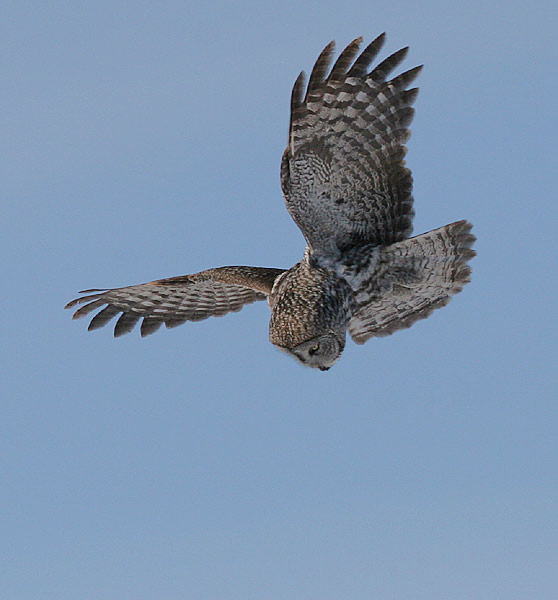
[281,34,421,255]
[65,266,285,337]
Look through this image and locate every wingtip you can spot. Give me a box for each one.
[409,64,424,78]
[374,32,387,49]
[451,220,477,260]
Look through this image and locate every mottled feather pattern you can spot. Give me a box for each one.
[269,259,352,349]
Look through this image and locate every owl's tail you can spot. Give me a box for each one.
[391,219,476,287]
[348,220,476,343]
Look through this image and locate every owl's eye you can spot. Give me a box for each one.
[309,343,320,355]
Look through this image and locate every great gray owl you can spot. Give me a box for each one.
[66,34,475,370]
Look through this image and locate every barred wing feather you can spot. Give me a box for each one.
[65,266,285,338]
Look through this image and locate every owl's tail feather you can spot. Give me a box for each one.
[348,220,476,343]
[392,219,476,289]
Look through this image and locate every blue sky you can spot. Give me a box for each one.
[2,1,557,598]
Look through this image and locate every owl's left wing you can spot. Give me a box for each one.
[281,34,421,254]
[65,266,285,337]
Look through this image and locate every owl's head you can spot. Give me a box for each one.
[285,332,345,371]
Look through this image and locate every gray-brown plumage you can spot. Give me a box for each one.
[65,34,475,370]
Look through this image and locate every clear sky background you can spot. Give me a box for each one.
[2,1,557,599]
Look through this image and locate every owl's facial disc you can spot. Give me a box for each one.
[289,332,345,371]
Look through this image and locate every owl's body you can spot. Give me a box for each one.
[66,35,475,370]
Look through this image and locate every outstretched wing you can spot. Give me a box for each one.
[349,221,475,344]
[281,34,421,254]
[65,266,285,337]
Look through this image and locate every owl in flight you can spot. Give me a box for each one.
[66,34,475,370]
